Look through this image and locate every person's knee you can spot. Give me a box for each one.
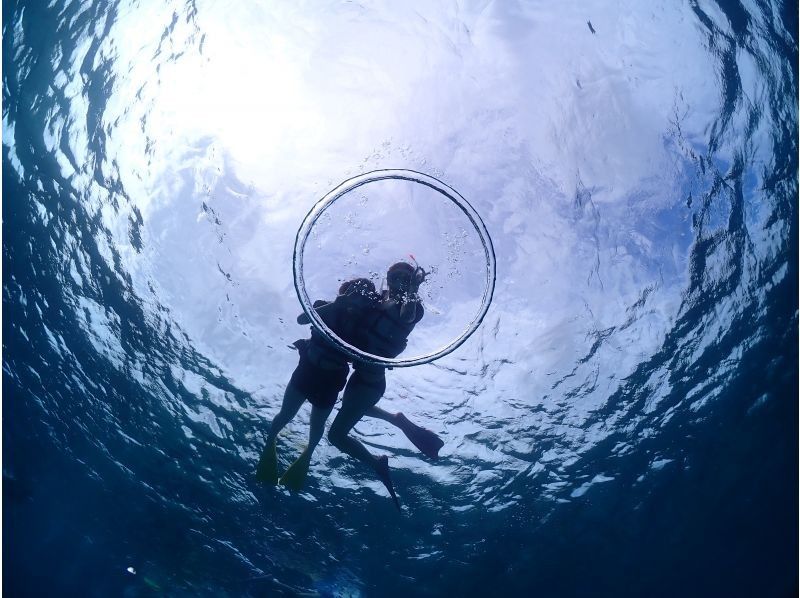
[327,424,345,449]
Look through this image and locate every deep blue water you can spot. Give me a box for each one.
[3,0,798,596]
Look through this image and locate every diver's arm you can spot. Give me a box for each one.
[399,296,420,323]
[398,268,426,323]
[297,291,371,325]
[296,300,336,325]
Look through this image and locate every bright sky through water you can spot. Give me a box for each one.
[3,0,795,594]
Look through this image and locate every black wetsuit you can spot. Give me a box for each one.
[347,299,425,398]
[289,298,358,409]
[291,294,423,408]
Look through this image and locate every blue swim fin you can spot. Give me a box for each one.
[375,455,401,511]
[396,413,444,459]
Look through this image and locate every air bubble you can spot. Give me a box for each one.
[294,169,496,367]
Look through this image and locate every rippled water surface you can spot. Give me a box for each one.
[3,1,797,596]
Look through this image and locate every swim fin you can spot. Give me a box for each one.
[396,413,444,459]
[279,449,312,491]
[375,455,401,511]
[256,440,279,484]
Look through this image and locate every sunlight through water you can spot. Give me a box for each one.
[4,0,797,596]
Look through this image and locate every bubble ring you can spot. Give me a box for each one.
[293,169,496,367]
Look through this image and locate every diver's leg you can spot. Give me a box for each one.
[364,405,395,423]
[266,384,306,444]
[364,406,444,459]
[279,404,333,490]
[328,378,384,467]
[328,371,400,509]
[308,404,333,450]
[257,384,306,482]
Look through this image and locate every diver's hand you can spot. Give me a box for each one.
[410,266,428,294]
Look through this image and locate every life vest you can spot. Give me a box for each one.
[304,301,350,370]
[301,292,422,364]
[304,296,370,369]
[356,300,424,358]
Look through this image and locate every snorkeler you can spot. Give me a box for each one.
[327,261,432,509]
[256,267,441,494]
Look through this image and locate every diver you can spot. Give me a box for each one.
[327,261,431,510]
[256,265,442,500]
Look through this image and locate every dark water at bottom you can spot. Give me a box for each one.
[3,0,799,595]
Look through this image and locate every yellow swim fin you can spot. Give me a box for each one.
[255,440,279,484]
[279,449,312,491]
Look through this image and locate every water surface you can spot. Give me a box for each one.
[3,0,797,596]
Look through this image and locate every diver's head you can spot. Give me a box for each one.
[386,262,416,292]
